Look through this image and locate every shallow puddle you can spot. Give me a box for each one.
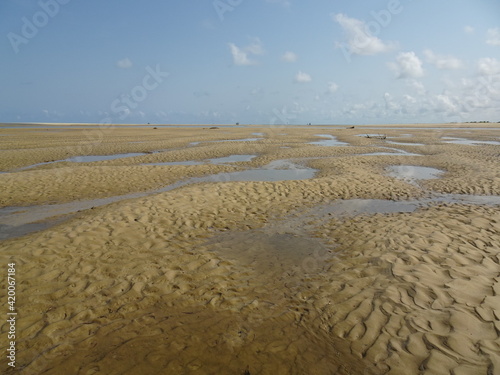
[142,154,258,166]
[392,134,413,138]
[386,141,425,146]
[65,153,147,162]
[309,134,349,146]
[203,168,315,182]
[14,160,62,171]
[387,165,443,184]
[308,194,500,221]
[361,152,410,156]
[204,231,329,275]
[144,161,205,166]
[209,155,257,164]
[203,193,500,277]
[360,147,421,156]
[214,137,263,142]
[0,160,316,239]
[442,137,500,145]
[13,152,150,172]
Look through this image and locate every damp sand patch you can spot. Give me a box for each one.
[200,193,500,281]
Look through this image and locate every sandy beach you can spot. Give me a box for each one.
[0,123,499,374]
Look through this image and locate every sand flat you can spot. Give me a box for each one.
[0,123,499,374]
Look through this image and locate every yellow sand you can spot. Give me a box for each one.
[0,123,499,374]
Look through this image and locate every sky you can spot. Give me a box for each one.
[1,0,500,125]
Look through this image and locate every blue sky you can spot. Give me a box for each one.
[1,0,499,125]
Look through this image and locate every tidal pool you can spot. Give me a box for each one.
[11,152,160,172]
[386,141,425,146]
[360,147,421,156]
[309,134,349,146]
[144,161,204,166]
[65,153,147,162]
[142,154,258,166]
[0,160,316,239]
[209,155,257,164]
[214,137,263,142]
[387,165,444,184]
[442,137,500,146]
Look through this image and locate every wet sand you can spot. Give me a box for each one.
[0,123,499,374]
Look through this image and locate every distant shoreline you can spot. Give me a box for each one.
[2,122,500,128]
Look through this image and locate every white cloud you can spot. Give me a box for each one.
[229,43,253,66]
[423,50,463,70]
[464,26,475,34]
[478,57,500,76]
[408,79,426,95]
[389,52,424,79]
[294,71,311,83]
[440,75,500,116]
[486,28,500,46]
[403,94,416,104]
[326,82,339,93]
[333,13,395,56]
[117,58,133,69]
[245,37,264,55]
[384,92,399,111]
[228,38,264,66]
[323,72,500,122]
[282,51,297,62]
[434,94,459,114]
